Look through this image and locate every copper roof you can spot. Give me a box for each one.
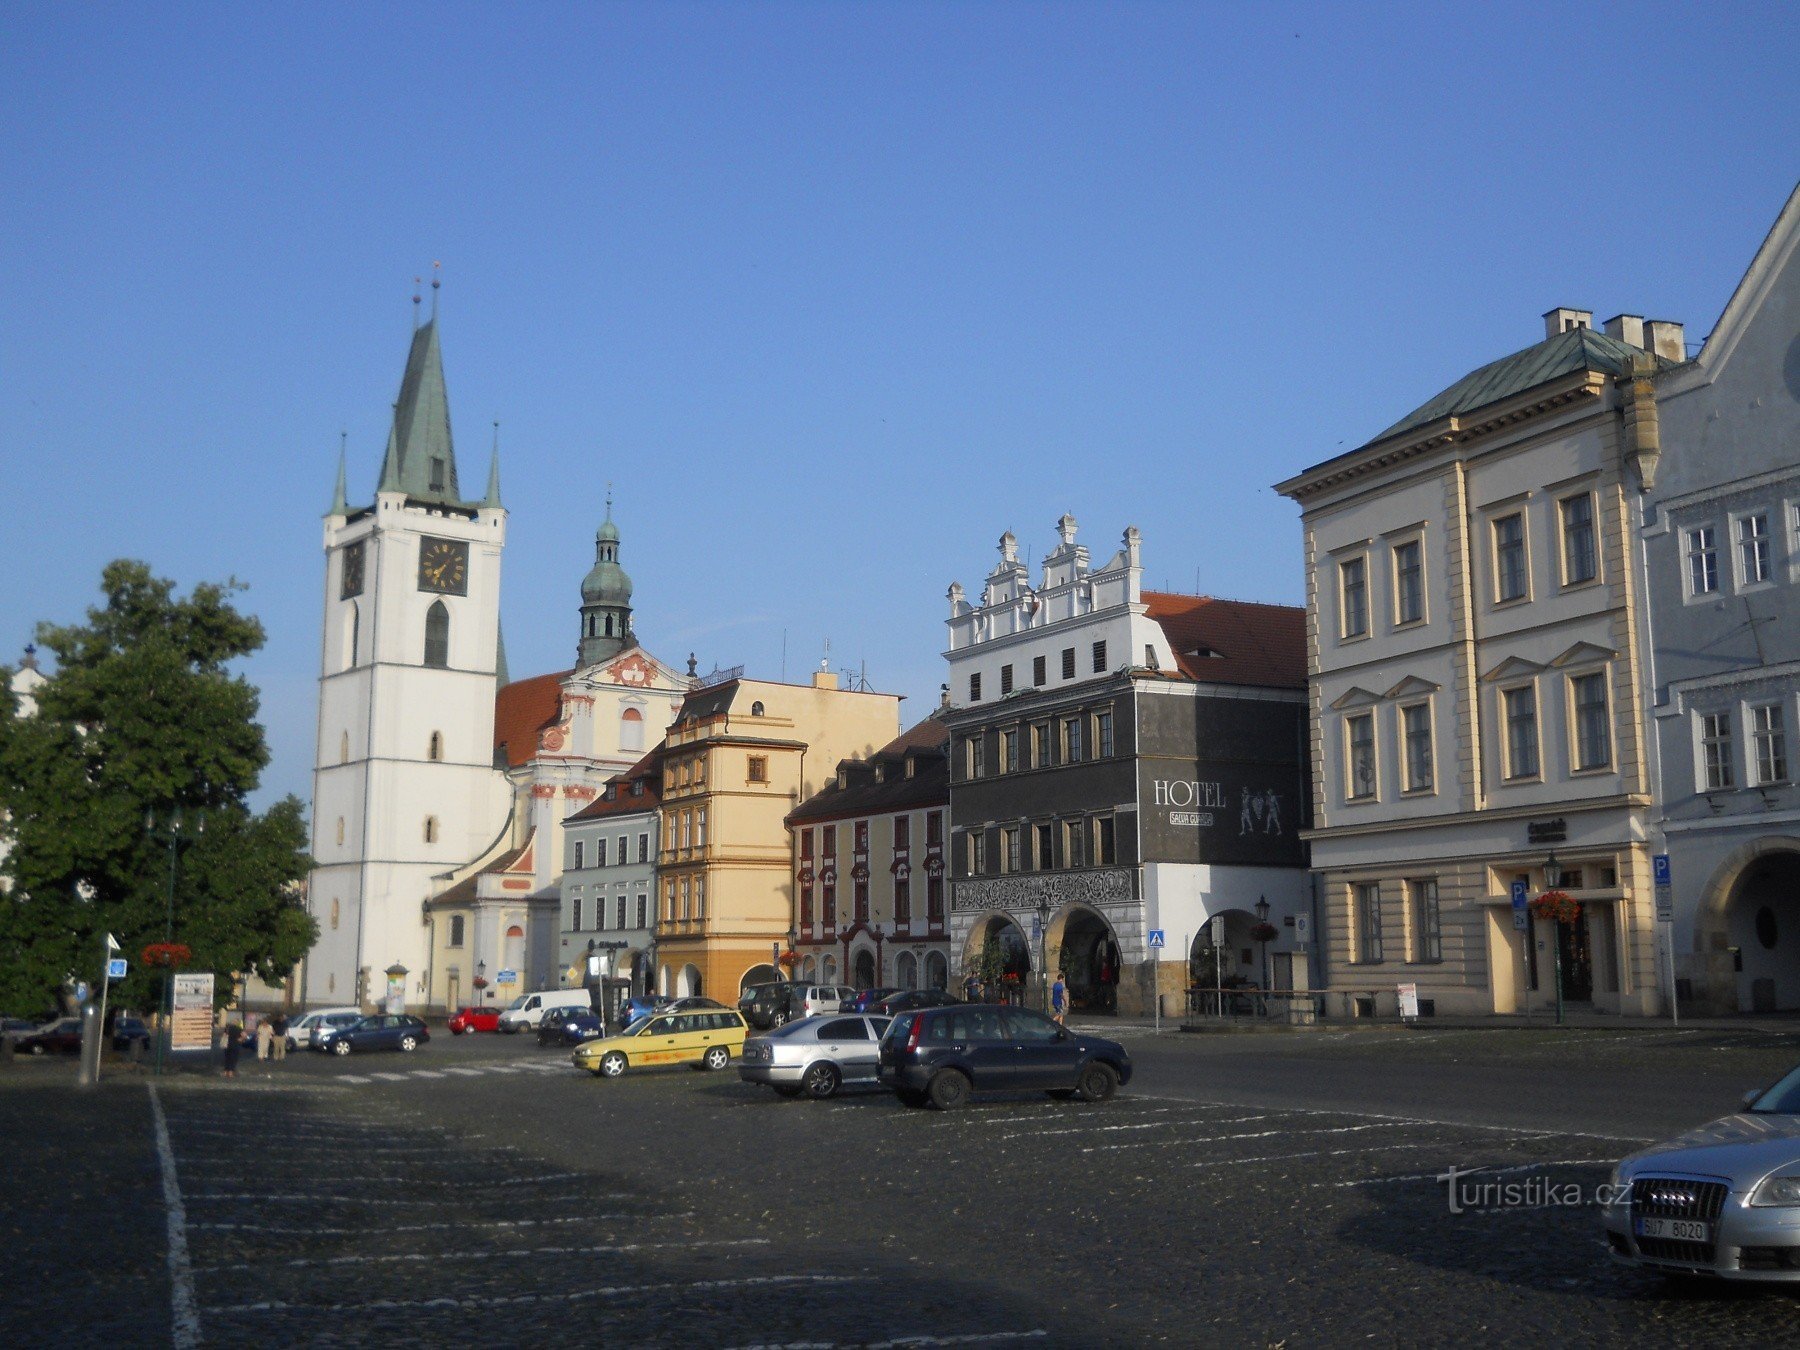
[1141,592,1306,690]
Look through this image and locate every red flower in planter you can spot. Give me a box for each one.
[142,942,192,969]
[1248,922,1280,944]
[1529,890,1582,925]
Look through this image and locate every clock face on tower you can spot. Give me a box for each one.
[417,537,469,595]
[340,541,366,599]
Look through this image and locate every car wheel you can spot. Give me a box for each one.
[927,1069,971,1110]
[803,1061,841,1099]
[28,1043,45,1056]
[599,1051,627,1079]
[398,1035,418,1052]
[770,1008,789,1028]
[1074,1061,1118,1103]
[772,1085,804,1099]
[703,1045,731,1072]
[331,1039,353,1056]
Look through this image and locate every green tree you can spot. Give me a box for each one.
[0,560,315,1014]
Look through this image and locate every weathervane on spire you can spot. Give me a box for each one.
[431,260,441,320]
[412,276,422,328]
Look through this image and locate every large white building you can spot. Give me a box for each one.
[307,317,689,1012]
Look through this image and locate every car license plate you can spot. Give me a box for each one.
[1636,1217,1710,1243]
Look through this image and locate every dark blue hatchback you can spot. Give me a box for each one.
[314,1014,430,1056]
[877,1004,1131,1110]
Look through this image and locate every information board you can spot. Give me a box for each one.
[170,972,215,1052]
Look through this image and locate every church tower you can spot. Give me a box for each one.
[576,499,635,667]
[307,312,514,1010]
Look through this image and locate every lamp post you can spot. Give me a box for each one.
[1034,896,1052,1012]
[787,926,797,982]
[474,959,487,1004]
[1254,896,1272,991]
[1544,850,1564,1026]
[144,808,204,1076]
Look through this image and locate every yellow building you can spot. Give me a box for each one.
[653,670,901,1001]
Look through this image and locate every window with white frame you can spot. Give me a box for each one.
[571,895,584,931]
[1062,715,1084,764]
[1560,492,1597,585]
[1345,713,1376,800]
[1686,525,1719,596]
[970,831,986,874]
[1570,672,1611,771]
[1701,711,1734,790]
[1354,882,1383,963]
[1339,555,1369,638]
[1503,685,1539,780]
[1393,538,1424,626]
[1753,703,1789,785]
[1408,879,1441,963]
[1737,512,1771,586]
[965,735,985,779]
[573,841,584,870]
[1401,702,1433,792]
[1494,513,1528,602]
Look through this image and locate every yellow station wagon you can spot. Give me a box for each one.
[572,1009,749,1078]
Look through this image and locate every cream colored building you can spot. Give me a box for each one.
[1276,307,1679,1016]
[653,670,901,1000]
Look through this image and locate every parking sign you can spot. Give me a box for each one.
[1653,854,1672,887]
[1510,879,1529,932]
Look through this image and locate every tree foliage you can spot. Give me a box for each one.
[0,560,315,1013]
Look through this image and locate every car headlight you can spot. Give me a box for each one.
[1750,1173,1800,1207]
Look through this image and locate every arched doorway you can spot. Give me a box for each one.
[853,948,876,989]
[800,955,818,981]
[822,955,838,983]
[504,924,526,977]
[1055,907,1121,1014]
[896,951,918,989]
[924,951,947,990]
[1726,850,1800,1012]
[740,963,779,993]
[1191,911,1260,990]
[679,964,703,998]
[964,914,1031,1000]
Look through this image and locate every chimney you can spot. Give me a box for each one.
[1603,314,1646,349]
[1543,308,1594,340]
[1644,320,1685,362]
[811,670,839,691]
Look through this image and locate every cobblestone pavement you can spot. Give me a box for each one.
[7,1030,1800,1347]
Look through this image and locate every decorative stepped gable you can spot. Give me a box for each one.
[376,320,463,504]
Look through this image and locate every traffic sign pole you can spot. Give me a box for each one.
[1654,854,1677,1025]
[1147,929,1166,1035]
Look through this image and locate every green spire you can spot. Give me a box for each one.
[495,619,510,686]
[482,420,503,508]
[327,432,348,516]
[377,319,461,502]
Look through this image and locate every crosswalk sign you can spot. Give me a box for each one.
[1148,929,1166,948]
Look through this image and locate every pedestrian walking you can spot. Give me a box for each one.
[269,1012,289,1063]
[220,1021,244,1078]
[963,972,983,1003]
[254,1015,273,1062]
[1050,971,1069,1026]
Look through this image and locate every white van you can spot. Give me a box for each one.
[497,988,592,1033]
[288,1007,364,1050]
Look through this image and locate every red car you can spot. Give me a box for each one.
[447,1005,502,1035]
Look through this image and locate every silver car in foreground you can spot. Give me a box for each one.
[737,1013,892,1099]
[1603,1060,1800,1280]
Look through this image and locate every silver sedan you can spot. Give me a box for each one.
[738,1013,892,1099]
[1603,1060,1800,1281]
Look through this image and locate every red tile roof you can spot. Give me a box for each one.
[493,670,572,768]
[567,750,664,822]
[873,714,950,758]
[1141,592,1306,690]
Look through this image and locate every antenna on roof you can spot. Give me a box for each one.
[412,276,422,329]
[821,637,831,672]
[430,261,441,320]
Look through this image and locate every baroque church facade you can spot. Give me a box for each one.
[306,316,689,1013]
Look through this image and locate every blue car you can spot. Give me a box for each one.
[314,1014,430,1056]
[537,1006,604,1046]
[618,994,672,1027]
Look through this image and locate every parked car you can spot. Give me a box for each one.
[497,988,592,1034]
[447,1005,503,1035]
[739,1013,894,1099]
[14,1018,84,1055]
[572,1009,748,1078]
[537,1006,603,1047]
[664,996,728,1013]
[314,1014,430,1056]
[1603,1061,1800,1281]
[739,982,801,1031]
[877,1004,1132,1110]
[619,994,673,1026]
[871,988,960,1016]
[110,1016,151,1052]
[1,1017,49,1044]
[846,988,901,1014]
[287,1007,365,1050]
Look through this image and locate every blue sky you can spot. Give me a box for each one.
[4,2,1796,810]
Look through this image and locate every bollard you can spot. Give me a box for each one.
[77,1003,103,1086]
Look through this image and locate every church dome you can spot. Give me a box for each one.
[581,540,632,605]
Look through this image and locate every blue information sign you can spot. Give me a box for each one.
[1147,929,1166,949]
[1653,854,1672,886]
[107,958,128,981]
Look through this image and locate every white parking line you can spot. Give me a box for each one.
[1133,1093,1655,1144]
[989,1112,1270,1144]
[1334,1156,1615,1189]
[369,1072,408,1081]
[338,1075,371,1083]
[1189,1140,1448,1170]
[445,1068,486,1077]
[410,1070,446,1079]
[730,1334,1050,1349]
[1083,1120,1405,1155]
[204,1273,866,1316]
[148,1083,201,1350]
[188,1211,694,1236]
[186,1182,615,1206]
[195,1237,771,1273]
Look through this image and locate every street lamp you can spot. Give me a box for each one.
[1544,850,1565,1025]
[1034,895,1052,1011]
[475,959,488,1003]
[1254,895,1272,991]
[144,808,204,1076]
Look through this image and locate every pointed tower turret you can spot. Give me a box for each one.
[327,433,349,516]
[374,319,461,502]
[577,494,634,667]
[482,421,504,508]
